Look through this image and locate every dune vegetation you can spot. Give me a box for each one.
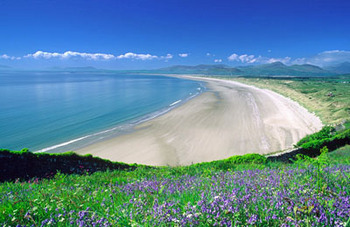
[233,76,350,125]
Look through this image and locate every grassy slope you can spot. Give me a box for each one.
[328,144,350,164]
[233,77,350,125]
[1,149,349,226]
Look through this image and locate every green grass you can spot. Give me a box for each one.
[1,148,350,226]
[328,144,350,164]
[232,77,350,125]
[296,126,336,147]
[292,125,350,156]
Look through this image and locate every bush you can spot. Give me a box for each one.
[0,149,137,182]
[297,126,334,147]
[227,153,267,164]
[301,129,350,155]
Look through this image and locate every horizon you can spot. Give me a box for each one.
[0,60,348,72]
[0,0,349,70]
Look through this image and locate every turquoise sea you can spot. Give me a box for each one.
[0,72,205,152]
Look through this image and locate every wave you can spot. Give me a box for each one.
[35,82,207,153]
[170,100,182,106]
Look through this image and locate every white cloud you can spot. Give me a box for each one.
[228,53,257,63]
[117,52,173,61]
[178,53,188,58]
[206,53,211,56]
[292,50,350,66]
[24,51,173,61]
[116,52,159,60]
[25,51,115,60]
[228,53,238,61]
[228,53,291,64]
[163,54,173,59]
[239,54,257,63]
[265,57,291,64]
[159,54,173,62]
[0,54,17,60]
[292,57,307,65]
[214,59,222,63]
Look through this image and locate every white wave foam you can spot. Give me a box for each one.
[36,84,207,153]
[169,100,182,106]
[35,136,90,153]
[35,124,131,153]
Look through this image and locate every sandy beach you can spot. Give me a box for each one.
[77,76,323,166]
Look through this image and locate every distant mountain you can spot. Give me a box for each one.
[289,64,326,73]
[237,62,287,75]
[237,62,332,76]
[47,66,103,72]
[157,64,241,75]
[0,65,11,69]
[156,62,334,77]
[326,62,350,74]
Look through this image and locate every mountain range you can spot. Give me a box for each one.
[325,62,350,75]
[0,62,350,76]
[156,64,242,75]
[0,64,11,69]
[157,62,342,77]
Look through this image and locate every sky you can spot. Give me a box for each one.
[0,0,349,69]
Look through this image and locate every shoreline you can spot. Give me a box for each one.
[76,75,323,166]
[35,75,206,153]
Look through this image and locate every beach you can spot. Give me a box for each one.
[76,76,323,166]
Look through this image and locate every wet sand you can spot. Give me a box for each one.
[76,76,323,166]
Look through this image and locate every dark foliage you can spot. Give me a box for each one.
[0,149,137,182]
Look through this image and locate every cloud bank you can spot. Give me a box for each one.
[228,54,257,63]
[292,50,350,66]
[227,50,349,66]
[25,51,115,60]
[228,53,291,64]
[23,51,173,61]
[116,52,158,60]
[2,50,349,67]
[0,54,20,60]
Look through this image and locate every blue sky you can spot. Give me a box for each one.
[0,0,349,69]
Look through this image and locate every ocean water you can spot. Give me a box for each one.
[0,72,205,152]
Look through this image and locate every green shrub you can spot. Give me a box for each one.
[344,120,350,129]
[297,126,334,147]
[226,153,267,164]
[301,138,330,150]
[191,153,267,171]
[335,128,350,140]
[300,129,350,154]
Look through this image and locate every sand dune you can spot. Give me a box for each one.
[76,76,323,166]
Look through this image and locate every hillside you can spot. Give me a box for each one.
[0,64,11,70]
[155,62,335,77]
[47,66,104,72]
[157,64,242,75]
[326,62,350,74]
[234,77,350,124]
[237,62,332,76]
[1,142,350,226]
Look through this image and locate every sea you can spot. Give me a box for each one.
[0,72,205,152]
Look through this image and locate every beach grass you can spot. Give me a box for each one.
[232,77,350,125]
